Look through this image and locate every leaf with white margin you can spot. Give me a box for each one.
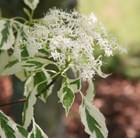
[23,70,51,128]
[22,86,37,128]
[24,69,51,97]
[0,51,27,81]
[85,79,95,103]
[2,58,25,75]
[69,78,81,93]
[58,83,75,115]
[79,98,108,138]
[0,110,28,138]
[1,56,53,76]
[28,118,48,138]
[22,72,39,128]
[0,20,15,50]
[13,26,27,61]
[23,0,39,10]
[22,57,53,72]
[33,70,53,102]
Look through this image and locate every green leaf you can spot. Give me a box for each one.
[58,82,75,115]
[28,118,48,138]
[0,20,15,50]
[0,110,27,138]
[79,98,108,138]
[23,0,39,10]
[85,79,95,103]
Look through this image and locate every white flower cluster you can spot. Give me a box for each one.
[22,9,126,79]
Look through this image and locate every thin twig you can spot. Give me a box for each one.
[0,73,61,108]
[0,98,26,107]
[36,72,61,97]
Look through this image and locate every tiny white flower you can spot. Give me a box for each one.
[20,9,125,79]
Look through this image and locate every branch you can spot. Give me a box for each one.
[0,73,61,108]
[0,98,26,107]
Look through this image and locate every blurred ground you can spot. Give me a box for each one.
[64,76,140,138]
[0,76,140,138]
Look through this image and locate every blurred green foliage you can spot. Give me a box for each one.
[78,0,140,78]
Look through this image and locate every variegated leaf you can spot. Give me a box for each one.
[58,79,75,115]
[14,26,28,60]
[23,70,52,128]
[0,110,27,138]
[69,78,81,93]
[1,56,53,76]
[22,86,37,128]
[0,20,15,50]
[28,118,48,138]
[79,98,108,138]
